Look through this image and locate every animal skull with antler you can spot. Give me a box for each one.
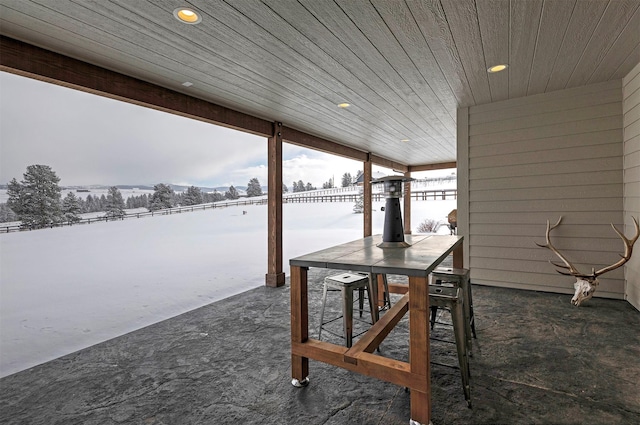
[536,216,639,306]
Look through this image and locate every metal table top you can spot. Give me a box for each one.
[290,234,463,277]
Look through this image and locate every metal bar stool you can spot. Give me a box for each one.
[429,285,472,407]
[318,272,378,348]
[371,272,391,310]
[431,267,476,355]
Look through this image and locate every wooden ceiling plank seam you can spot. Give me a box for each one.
[369,0,458,120]
[588,5,640,83]
[294,0,453,142]
[101,0,430,159]
[319,0,453,139]
[71,0,381,142]
[508,0,543,99]
[236,0,451,155]
[567,0,640,88]
[610,42,640,81]
[406,0,475,107]
[544,0,609,92]
[38,0,431,163]
[439,0,492,104]
[338,0,456,134]
[475,0,510,102]
[526,0,576,96]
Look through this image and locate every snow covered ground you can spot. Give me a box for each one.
[0,199,456,377]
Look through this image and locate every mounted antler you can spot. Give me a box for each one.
[536,216,639,306]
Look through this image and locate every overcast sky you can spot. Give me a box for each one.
[0,71,378,189]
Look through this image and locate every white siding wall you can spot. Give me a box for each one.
[459,80,626,299]
[623,63,640,310]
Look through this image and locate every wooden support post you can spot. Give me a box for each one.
[408,275,432,424]
[364,155,372,237]
[404,170,412,235]
[265,123,285,287]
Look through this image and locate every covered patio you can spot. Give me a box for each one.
[1,269,639,424]
[1,1,639,424]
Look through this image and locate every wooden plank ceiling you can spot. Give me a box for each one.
[0,0,638,167]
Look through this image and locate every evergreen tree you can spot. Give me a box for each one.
[283,183,288,193]
[0,203,18,223]
[296,180,305,192]
[7,165,62,229]
[341,172,352,187]
[211,191,225,202]
[99,194,107,211]
[6,178,24,217]
[246,178,263,197]
[353,191,364,213]
[183,186,203,206]
[148,183,174,211]
[85,195,97,212]
[322,178,333,189]
[61,192,82,223]
[305,182,316,191]
[105,186,126,219]
[225,185,239,200]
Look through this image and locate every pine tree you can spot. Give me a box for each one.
[296,180,305,192]
[62,192,82,223]
[0,203,18,223]
[283,183,289,193]
[99,194,107,211]
[246,178,263,197]
[148,183,174,211]
[341,172,352,187]
[211,191,225,202]
[183,186,203,206]
[7,165,62,229]
[85,195,96,212]
[225,185,239,200]
[105,186,126,219]
[353,191,364,213]
[6,178,24,217]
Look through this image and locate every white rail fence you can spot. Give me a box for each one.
[1,187,456,233]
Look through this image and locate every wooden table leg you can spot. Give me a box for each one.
[453,240,463,269]
[409,275,431,424]
[291,265,309,386]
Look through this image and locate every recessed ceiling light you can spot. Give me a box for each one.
[174,8,201,24]
[337,103,350,108]
[182,81,193,87]
[400,138,410,142]
[488,64,508,73]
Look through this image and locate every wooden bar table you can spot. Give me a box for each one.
[290,234,464,425]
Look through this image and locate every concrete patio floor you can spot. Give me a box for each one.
[1,268,639,425]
